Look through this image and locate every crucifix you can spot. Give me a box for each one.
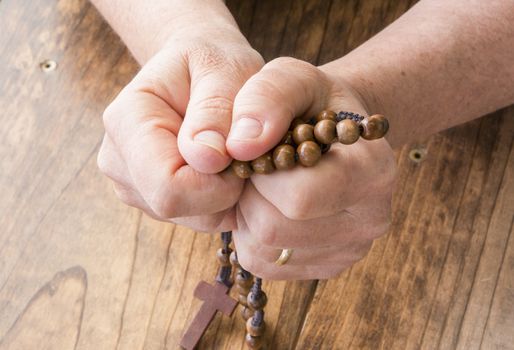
[180,281,238,350]
[179,111,389,348]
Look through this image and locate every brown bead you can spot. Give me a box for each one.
[360,114,389,140]
[297,141,322,167]
[290,117,306,130]
[216,248,231,266]
[238,293,249,305]
[246,317,266,337]
[292,124,315,144]
[251,152,275,174]
[237,284,251,295]
[236,273,253,289]
[247,291,267,310]
[241,306,254,320]
[272,144,296,170]
[245,333,263,349]
[280,131,294,146]
[314,119,337,144]
[231,160,253,179]
[315,110,337,122]
[336,119,361,145]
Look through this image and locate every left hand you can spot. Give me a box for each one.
[226,57,397,280]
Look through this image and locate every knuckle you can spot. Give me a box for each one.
[101,102,119,135]
[96,146,110,176]
[193,94,234,116]
[186,43,226,71]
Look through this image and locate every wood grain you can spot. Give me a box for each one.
[0,0,512,349]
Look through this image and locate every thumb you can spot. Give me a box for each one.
[227,57,329,161]
[177,70,238,174]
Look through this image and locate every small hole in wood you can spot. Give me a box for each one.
[40,59,57,72]
[409,148,426,163]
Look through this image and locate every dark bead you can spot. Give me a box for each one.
[231,160,253,179]
[290,117,306,130]
[251,152,275,174]
[280,131,295,146]
[238,293,249,305]
[246,316,266,337]
[272,144,296,170]
[320,143,331,154]
[245,333,263,349]
[237,284,251,295]
[236,272,253,289]
[247,290,268,310]
[314,119,337,144]
[241,306,254,320]
[292,124,315,144]
[336,119,361,145]
[297,141,322,167]
[360,114,389,140]
[315,110,337,122]
[216,248,231,266]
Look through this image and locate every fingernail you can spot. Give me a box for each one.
[193,130,226,155]
[229,117,263,141]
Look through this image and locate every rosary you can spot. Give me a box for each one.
[180,110,389,349]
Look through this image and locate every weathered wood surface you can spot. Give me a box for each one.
[0,0,512,349]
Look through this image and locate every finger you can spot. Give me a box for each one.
[237,182,391,248]
[250,139,396,220]
[234,227,372,266]
[104,58,243,218]
[227,57,331,161]
[171,206,237,233]
[233,211,361,280]
[97,134,133,188]
[178,48,262,173]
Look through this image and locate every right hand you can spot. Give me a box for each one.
[97,26,264,232]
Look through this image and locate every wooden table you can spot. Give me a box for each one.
[1,0,513,349]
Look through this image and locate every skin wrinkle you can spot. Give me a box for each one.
[93,0,514,279]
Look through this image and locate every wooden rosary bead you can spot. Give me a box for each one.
[292,124,315,144]
[245,333,263,349]
[315,110,337,122]
[238,293,249,305]
[235,272,253,289]
[297,141,322,167]
[246,316,266,337]
[241,306,254,321]
[336,119,361,145]
[314,119,337,144]
[251,152,275,174]
[231,160,253,179]
[216,248,231,266]
[237,284,251,294]
[247,290,268,310]
[273,144,296,170]
[280,131,294,146]
[290,117,306,130]
[360,114,389,140]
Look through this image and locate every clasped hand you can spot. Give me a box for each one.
[97,26,397,280]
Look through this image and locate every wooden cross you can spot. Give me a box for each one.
[180,281,238,350]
